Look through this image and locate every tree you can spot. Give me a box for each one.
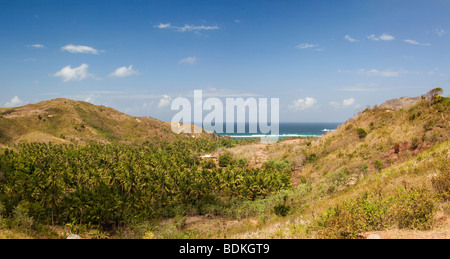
[218,152,233,167]
[426,87,443,104]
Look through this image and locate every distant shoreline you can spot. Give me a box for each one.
[214,122,342,140]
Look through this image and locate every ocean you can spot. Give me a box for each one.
[215,122,342,140]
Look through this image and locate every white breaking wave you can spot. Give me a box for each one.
[322,128,335,132]
[229,134,320,138]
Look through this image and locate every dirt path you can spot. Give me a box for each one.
[212,138,306,169]
[213,143,270,168]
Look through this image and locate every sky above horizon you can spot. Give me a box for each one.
[1,0,449,123]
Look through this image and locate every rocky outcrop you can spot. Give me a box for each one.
[379,97,421,110]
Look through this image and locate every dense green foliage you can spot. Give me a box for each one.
[0,139,291,228]
[218,152,233,167]
[355,127,367,138]
[312,187,436,239]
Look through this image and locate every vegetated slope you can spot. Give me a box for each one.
[298,95,449,190]
[0,98,208,146]
[187,94,449,239]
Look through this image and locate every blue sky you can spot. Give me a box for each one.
[1,0,449,123]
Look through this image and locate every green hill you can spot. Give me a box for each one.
[299,95,449,185]
[0,98,210,146]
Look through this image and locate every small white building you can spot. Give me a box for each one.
[200,154,217,160]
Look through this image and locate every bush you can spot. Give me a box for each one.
[322,169,350,195]
[306,153,319,163]
[273,204,290,217]
[218,152,233,167]
[200,158,216,169]
[374,159,383,172]
[360,164,369,174]
[264,159,290,171]
[312,186,436,238]
[143,230,156,239]
[431,172,450,201]
[395,187,435,230]
[0,202,5,227]
[13,203,34,230]
[355,128,367,138]
[411,137,419,150]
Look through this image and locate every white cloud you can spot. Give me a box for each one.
[28,44,45,48]
[344,35,358,42]
[289,97,317,111]
[296,43,318,49]
[329,98,356,109]
[186,88,262,98]
[404,39,431,46]
[367,34,379,41]
[296,43,323,51]
[356,69,402,77]
[339,68,408,78]
[5,96,24,107]
[84,96,94,103]
[53,64,93,82]
[179,56,198,65]
[329,101,340,108]
[154,23,219,32]
[157,95,172,108]
[61,44,99,54]
[435,27,446,37]
[337,83,382,92]
[109,65,139,78]
[343,98,356,107]
[155,23,172,29]
[178,24,219,32]
[368,34,395,41]
[379,34,395,41]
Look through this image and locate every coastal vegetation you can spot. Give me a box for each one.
[0,91,448,239]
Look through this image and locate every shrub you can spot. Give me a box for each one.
[264,159,290,171]
[0,201,5,226]
[143,230,156,239]
[322,169,349,194]
[374,159,383,172]
[431,172,450,201]
[218,152,233,167]
[314,199,366,239]
[273,195,291,217]
[411,137,419,150]
[360,164,369,174]
[175,215,187,231]
[13,203,34,230]
[395,187,435,230]
[312,186,436,239]
[355,128,367,138]
[200,158,216,169]
[273,204,290,217]
[306,153,319,163]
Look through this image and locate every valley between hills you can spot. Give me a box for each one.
[0,90,448,239]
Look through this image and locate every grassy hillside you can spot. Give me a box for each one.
[299,95,449,188]
[164,95,449,239]
[0,98,212,146]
